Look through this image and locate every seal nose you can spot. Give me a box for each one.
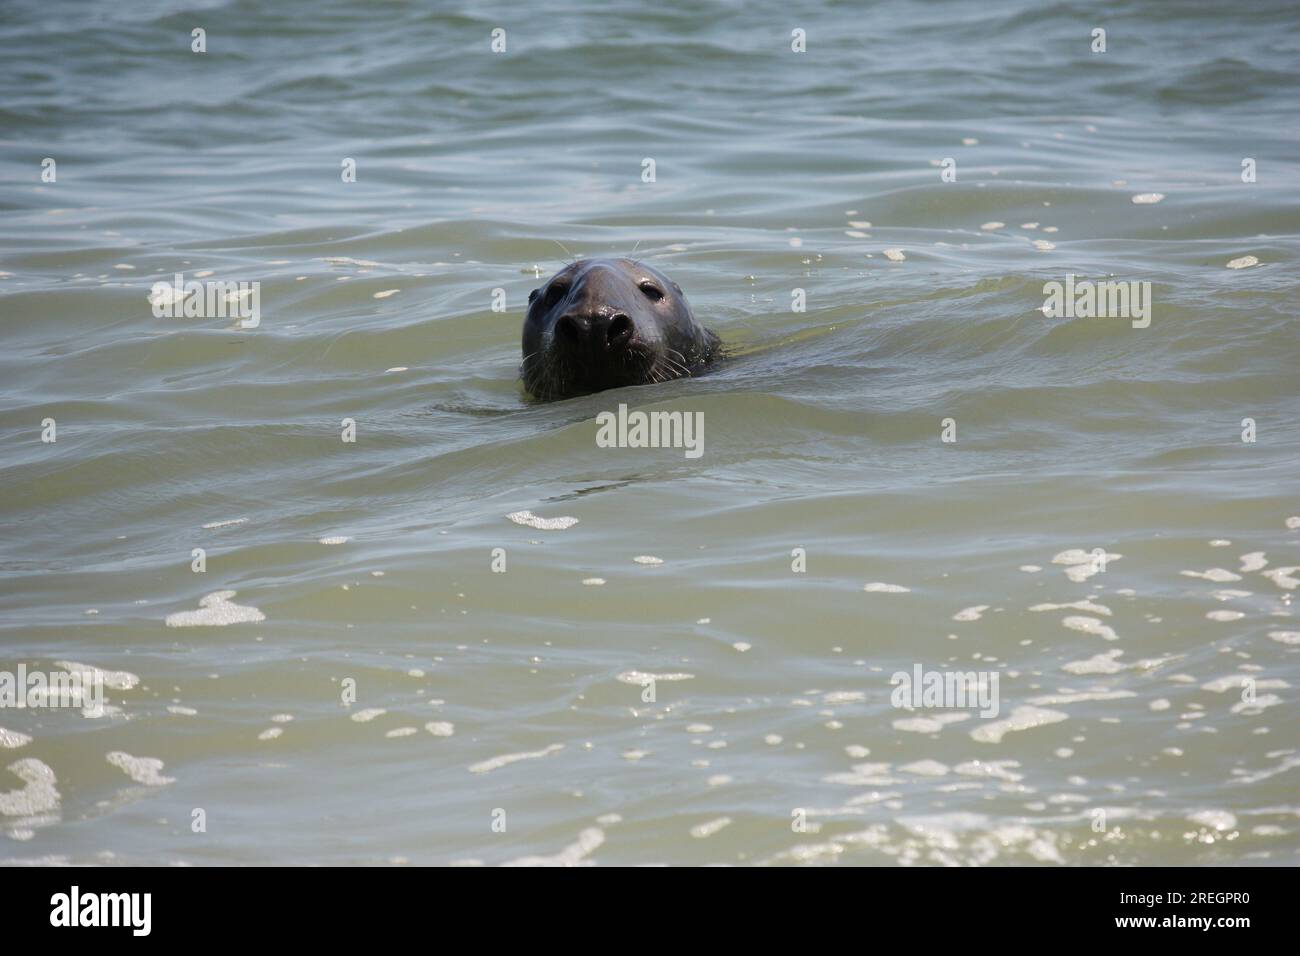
[555,312,634,352]
[606,313,633,348]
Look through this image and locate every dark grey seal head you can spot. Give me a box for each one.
[521,258,720,401]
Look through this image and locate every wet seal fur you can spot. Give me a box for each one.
[521,258,720,400]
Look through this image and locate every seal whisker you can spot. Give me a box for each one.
[657,353,691,378]
[550,239,576,266]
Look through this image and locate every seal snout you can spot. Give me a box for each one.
[555,310,635,353]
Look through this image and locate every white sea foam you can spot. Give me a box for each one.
[689,817,732,838]
[971,706,1068,744]
[1181,568,1242,582]
[1030,600,1111,616]
[955,760,1023,782]
[824,761,900,786]
[616,670,694,684]
[106,751,174,786]
[823,691,865,704]
[1061,615,1118,641]
[53,660,139,691]
[0,728,32,749]
[1206,610,1245,622]
[0,759,59,816]
[1201,675,1288,693]
[164,590,265,627]
[470,743,563,774]
[1028,690,1134,705]
[506,510,578,531]
[1239,552,1267,572]
[1188,810,1236,830]
[321,256,381,267]
[202,518,247,529]
[1062,649,1126,675]
[501,827,603,866]
[893,713,970,733]
[1052,549,1121,583]
[1261,567,1299,589]
[900,759,949,776]
[1231,694,1281,715]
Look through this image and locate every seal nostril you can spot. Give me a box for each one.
[555,315,582,344]
[607,313,633,348]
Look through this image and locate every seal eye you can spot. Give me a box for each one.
[543,283,567,308]
[639,281,664,302]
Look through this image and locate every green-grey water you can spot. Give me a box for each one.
[1,0,1297,865]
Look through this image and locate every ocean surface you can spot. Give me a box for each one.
[1,0,1297,865]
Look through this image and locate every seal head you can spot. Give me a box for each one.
[521,258,719,400]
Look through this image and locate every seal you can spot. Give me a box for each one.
[521,258,720,400]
